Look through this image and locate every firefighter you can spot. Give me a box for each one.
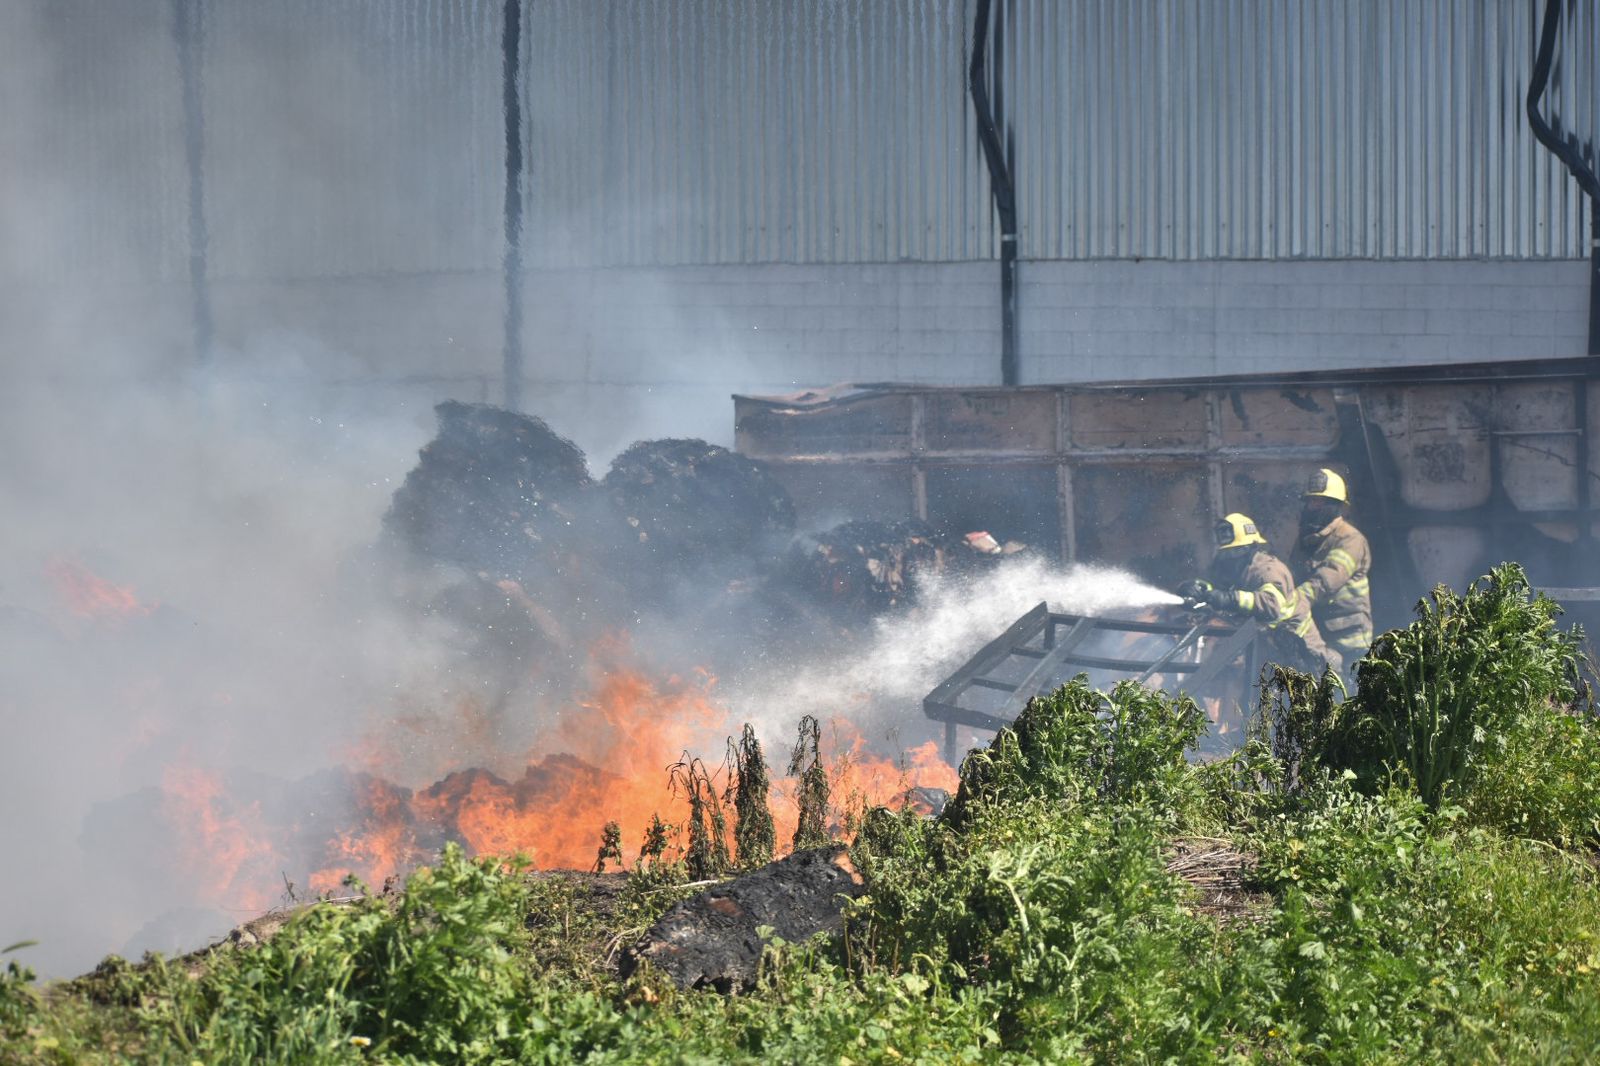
[1290,468,1372,668]
[1178,512,1340,676]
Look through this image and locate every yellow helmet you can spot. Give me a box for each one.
[1304,468,1348,503]
[1215,513,1267,550]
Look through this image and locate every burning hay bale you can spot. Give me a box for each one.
[620,845,866,993]
[787,519,943,618]
[601,438,796,587]
[384,401,595,578]
[380,402,619,691]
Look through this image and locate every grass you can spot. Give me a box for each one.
[8,560,1600,1063]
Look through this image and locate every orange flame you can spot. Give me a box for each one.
[153,638,960,907]
[46,559,155,620]
[159,764,277,912]
[309,776,426,895]
[301,651,960,892]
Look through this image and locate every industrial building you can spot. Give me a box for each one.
[4,1,1596,457]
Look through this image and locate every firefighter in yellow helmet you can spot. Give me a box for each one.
[1179,513,1340,676]
[1290,468,1373,667]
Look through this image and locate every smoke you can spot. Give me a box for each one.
[0,3,1183,983]
[726,558,1182,748]
[0,365,455,974]
[0,2,785,978]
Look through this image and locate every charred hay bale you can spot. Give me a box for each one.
[787,518,943,618]
[384,401,594,576]
[602,439,795,577]
[619,845,866,993]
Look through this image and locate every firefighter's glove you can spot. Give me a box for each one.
[1176,579,1211,603]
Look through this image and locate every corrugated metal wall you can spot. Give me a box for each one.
[1,0,1594,282]
[202,0,503,279]
[998,0,1599,259]
[522,0,986,266]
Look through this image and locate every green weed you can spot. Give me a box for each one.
[1344,562,1582,809]
[730,723,775,869]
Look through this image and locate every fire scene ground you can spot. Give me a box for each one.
[6,0,1600,1062]
[7,564,1600,1061]
[9,414,1600,1060]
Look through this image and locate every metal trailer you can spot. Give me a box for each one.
[734,357,1600,634]
[922,603,1260,764]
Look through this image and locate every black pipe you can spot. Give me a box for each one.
[1526,0,1600,356]
[171,0,213,365]
[969,0,1018,385]
[1592,200,1600,358]
[501,0,526,411]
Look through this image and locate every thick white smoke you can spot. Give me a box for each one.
[0,1,782,978]
[0,370,448,977]
[727,558,1183,750]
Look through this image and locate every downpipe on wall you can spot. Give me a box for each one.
[1527,0,1600,545]
[171,0,213,366]
[970,0,1019,386]
[501,0,526,411]
[1526,0,1600,358]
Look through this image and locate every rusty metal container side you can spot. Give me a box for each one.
[734,358,1600,628]
[923,391,1057,456]
[735,389,917,460]
[1071,464,1213,589]
[761,462,918,527]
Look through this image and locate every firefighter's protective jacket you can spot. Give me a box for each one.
[1290,516,1373,660]
[1217,549,1338,673]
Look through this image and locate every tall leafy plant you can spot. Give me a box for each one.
[789,715,831,851]
[669,756,730,880]
[730,723,775,869]
[1343,563,1580,807]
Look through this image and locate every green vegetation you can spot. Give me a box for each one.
[670,756,731,882]
[788,714,831,852]
[8,562,1600,1063]
[1341,564,1586,811]
[730,724,775,870]
[592,821,623,874]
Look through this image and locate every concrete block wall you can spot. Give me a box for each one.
[1018,259,1590,382]
[509,258,1589,401]
[6,257,1588,461]
[501,257,1590,454]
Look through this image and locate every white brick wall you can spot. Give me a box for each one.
[1019,259,1588,382]
[6,258,1587,459]
[496,258,1588,451]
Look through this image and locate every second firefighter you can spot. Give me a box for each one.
[1179,512,1341,676]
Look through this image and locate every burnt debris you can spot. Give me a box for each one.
[379,401,1027,675]
[604,439,795,564]
[786,519,943,618]
[602,438,796,597]
[384,400,593,579]
[619,844,866,993]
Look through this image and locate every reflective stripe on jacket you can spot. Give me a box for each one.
[1291,516,1373,657]
[1220,549,1338,674]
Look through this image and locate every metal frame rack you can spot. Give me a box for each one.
[924,603,1260,764]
